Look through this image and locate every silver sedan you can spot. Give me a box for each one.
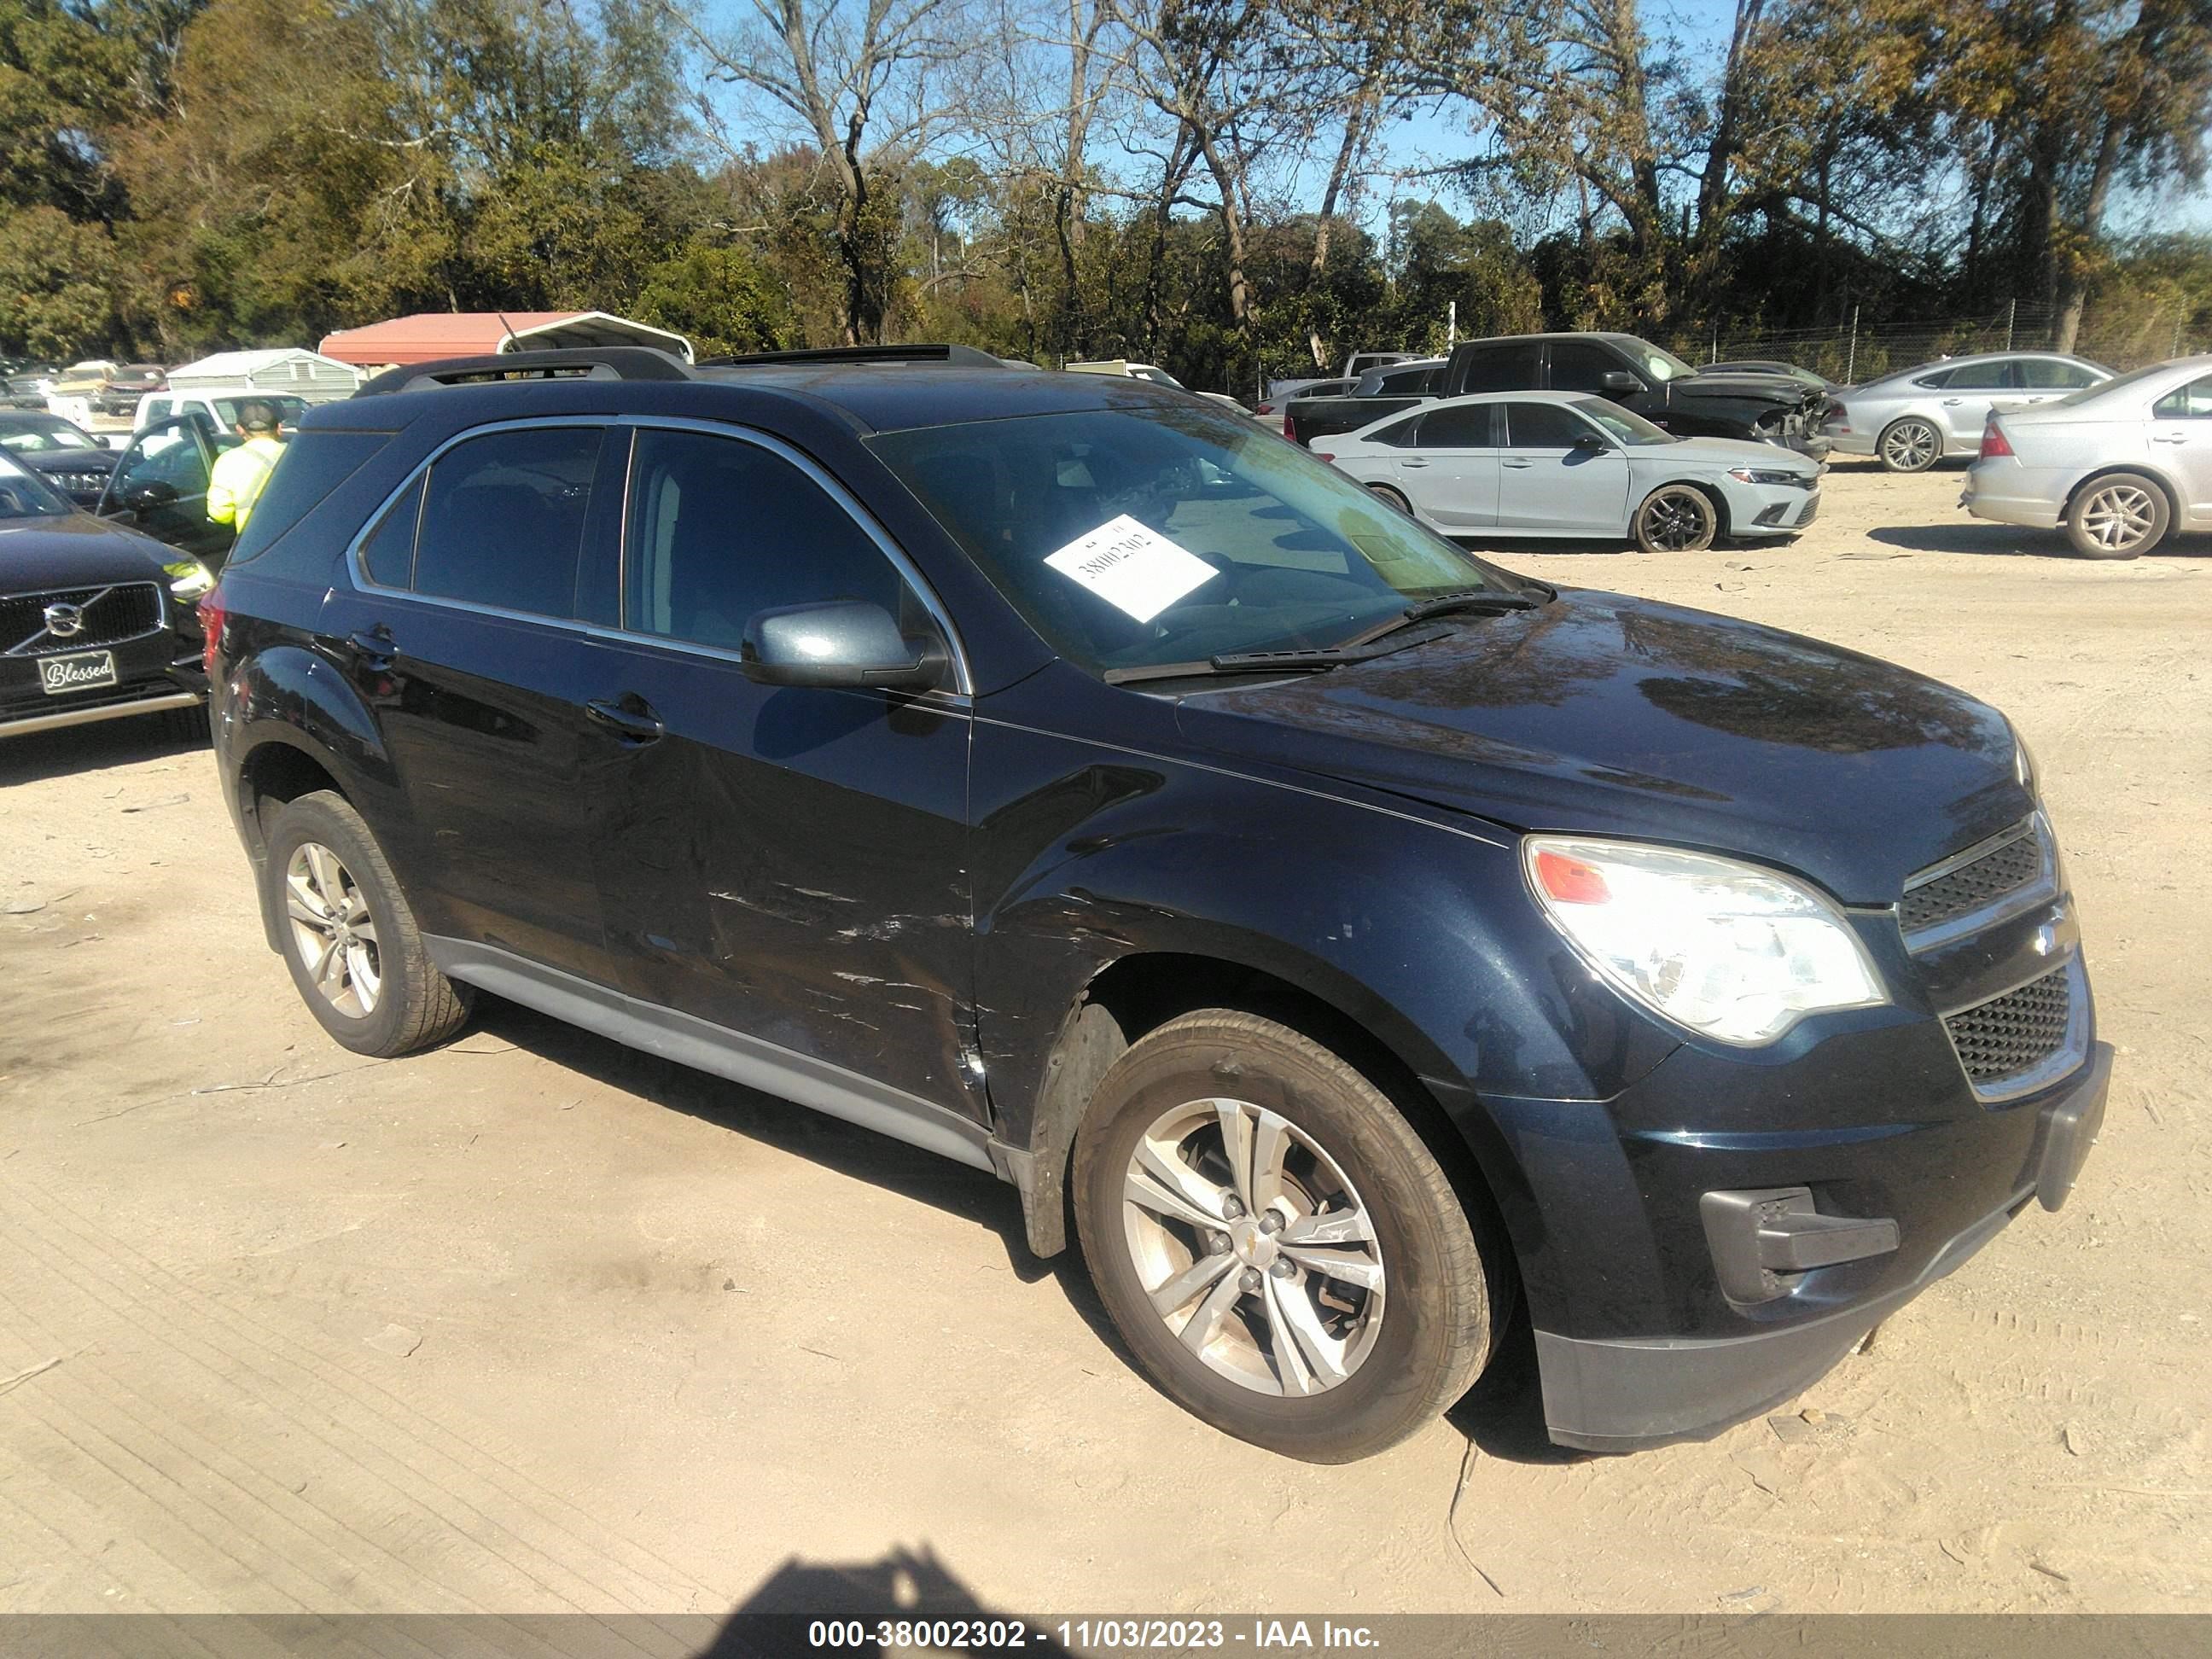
[1322,391,1821,553]
[1825,352,2110,472]
[1962,354,2212,558]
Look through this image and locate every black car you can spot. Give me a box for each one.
[204,345,2107,1462]
[0,451,210,739]
[1289,333,1834,457]
[0,410,122,508]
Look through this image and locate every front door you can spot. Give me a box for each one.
[1395,403,1500,530]
[576,423,983,1120]
[96,416,236,566]
[1496,401,1630,533]
[314,420,622,981]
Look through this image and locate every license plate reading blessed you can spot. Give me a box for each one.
[39,649,118,695]
[1044,514,1220,622]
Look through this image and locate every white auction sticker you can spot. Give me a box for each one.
[1043,515,1219,623]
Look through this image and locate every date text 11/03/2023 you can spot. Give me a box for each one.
[806,1618,1382,1651]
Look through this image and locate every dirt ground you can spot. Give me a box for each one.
[2,459,2207,1620]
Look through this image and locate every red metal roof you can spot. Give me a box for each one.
[317,311,691,365]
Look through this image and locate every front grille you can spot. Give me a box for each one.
[1901,822,2043,934]
[47,469,111,497]
[2,583,164,655]
[1943,965,2073,1086]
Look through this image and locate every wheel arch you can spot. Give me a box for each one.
[1013,948,1530,1318]
[2064,462,2180,527]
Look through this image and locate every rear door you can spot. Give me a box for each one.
[314,419,623,982]
[1496,401,1629,532]
[1393,403,1501,529]
[572,422,985,1121]
[1935,359,2022,447]
[2149,371,2212,524]
[96,416,236,566]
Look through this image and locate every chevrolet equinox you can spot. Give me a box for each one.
[203,346,2110,1462]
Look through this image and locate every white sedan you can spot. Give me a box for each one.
[1318,391,1822,553]
[1963,354,2212,558]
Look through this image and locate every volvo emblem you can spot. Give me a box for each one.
[42,602,85,639]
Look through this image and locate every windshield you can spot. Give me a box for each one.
[0,452,74,519]
[0,416,96,453]
[1623,338,1697,381]
[871,404,1524,677]
[1573,398,1677,445]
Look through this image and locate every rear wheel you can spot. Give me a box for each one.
[1073,1010,1501,1462]
[1365,482,1414,515]
[262,790,470,1057]
[1633,483,1719,553]
[1877,417,1941,473]
[2066,473,2168,559]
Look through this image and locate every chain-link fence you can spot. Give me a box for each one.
[1656,304,2205,385]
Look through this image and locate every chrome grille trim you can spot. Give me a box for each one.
[1,582,166,656]
[1939,955,2090,1104]
[1900,813,2058,952]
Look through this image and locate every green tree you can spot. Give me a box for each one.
[633,236,796,356]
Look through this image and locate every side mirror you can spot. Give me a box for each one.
[741,600,947,693]
[1599,370,1643,394]
[1570,433,1612,451]
[125,480,178,510]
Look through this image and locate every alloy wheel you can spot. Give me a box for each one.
[1881,420,1939,471]
[1120,1097,1387,1397]
[284,841,381,1018]
[2080,483,2157,552]
[1639,487,1715,551]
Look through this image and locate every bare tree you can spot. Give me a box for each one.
[661,0,975,341]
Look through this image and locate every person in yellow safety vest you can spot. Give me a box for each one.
[207,399,287,531]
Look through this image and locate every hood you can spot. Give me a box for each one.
[1650,434,1819,473]
[0,511,175,592]
[1669,370,1824,408]
[1173,590,2027,903]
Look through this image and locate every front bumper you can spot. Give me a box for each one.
[1534,1041,2110,1451]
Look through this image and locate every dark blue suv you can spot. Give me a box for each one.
[204,346,2109,1462]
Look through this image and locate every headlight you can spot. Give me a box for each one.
[1523,836,1886,1045]
[2012,730,2037,795]
[164,559,213,600]
[1726,466,1811,487]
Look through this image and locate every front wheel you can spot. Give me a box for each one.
[2066,473,2168,559]
[1365,482,1415,516]
[1073,1010,1502,1462]
[1633,483,1719,553]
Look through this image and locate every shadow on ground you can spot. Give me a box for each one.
[0,705,207,786]
[704,1544,1076,1656]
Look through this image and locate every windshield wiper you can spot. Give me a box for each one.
[1102,621,1458,684]
[1336,587,1547,650]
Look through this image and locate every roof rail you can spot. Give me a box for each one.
[699,343,1010,370]
[353,346,695,398]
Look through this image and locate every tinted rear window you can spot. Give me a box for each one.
[224,430,391,566]
[413,426,605,617]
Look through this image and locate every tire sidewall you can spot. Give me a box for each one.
[264,795,416,1053]
[1366,483,1413,516]
[1879,418,1940,473]
[1634,484,1717,553]
[1074,1019,1482,1461]
[2068,473,2167,560]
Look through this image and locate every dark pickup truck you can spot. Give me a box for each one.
[1283,358,1446,448]
[1287,332,1832,460]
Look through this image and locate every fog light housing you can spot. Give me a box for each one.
[1701,1187,1900,1304]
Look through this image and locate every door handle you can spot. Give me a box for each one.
[1941,398,1965,405]
[345,626,396,672]
[585,696,665,744]
[2151,433,2189,444]
[1399,458,1429,468]
[1503,459,1534,469]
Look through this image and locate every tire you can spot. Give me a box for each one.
[2066,472,2168,560]
[1632,483,1719,553]
[1877,417,1941,473]
[1365,482,1414,515]
[261,789,470,1057]
[1072,1010,1501,1462]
